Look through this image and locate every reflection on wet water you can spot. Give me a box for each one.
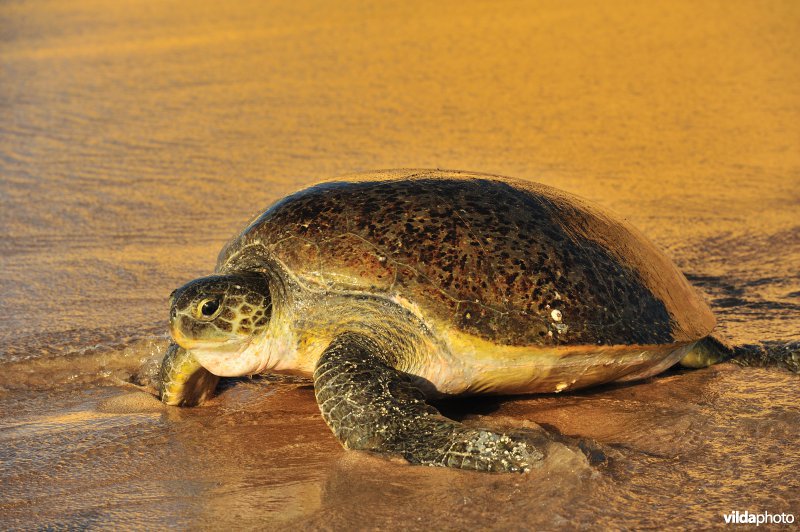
[3,364,798,528]
[1,0,798,528]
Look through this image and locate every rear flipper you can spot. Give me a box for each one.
[159,342,220,406]
[680,336,799,373]
[313,332,544,472]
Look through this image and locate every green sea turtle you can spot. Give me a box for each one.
[158,169,797,472]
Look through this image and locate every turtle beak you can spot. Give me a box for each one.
[169,320,190,349]
[168,301,192,349]
[168,290,177,317]
[168,290,181,342]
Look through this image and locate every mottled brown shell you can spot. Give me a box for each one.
[217,169,715,347]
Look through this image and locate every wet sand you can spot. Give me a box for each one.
[1,0,799,529]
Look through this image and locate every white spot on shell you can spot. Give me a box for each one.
[550,309,562,322]
[555,382,568,392]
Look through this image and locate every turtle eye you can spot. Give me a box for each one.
[197,298,221,319]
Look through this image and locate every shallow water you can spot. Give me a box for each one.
[1,0,799,529]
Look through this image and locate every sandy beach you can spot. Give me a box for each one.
[1,0,798,528]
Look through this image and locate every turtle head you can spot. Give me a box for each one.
[169,272,272,376]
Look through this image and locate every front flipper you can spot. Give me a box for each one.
[159,342,220,406]
[313,333,543,472]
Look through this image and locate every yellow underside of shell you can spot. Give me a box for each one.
[412,326,697,397]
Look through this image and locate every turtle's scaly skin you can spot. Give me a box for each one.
[314,333,542,472]
[163,169,720,472]
[159,343,219,406]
